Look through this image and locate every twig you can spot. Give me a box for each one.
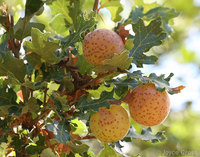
[93,0,99,12]
[6,15,20,58]
[79,71,113,90]
[43,88,48,107]
[33,109,51,124]
[21,85,29,104]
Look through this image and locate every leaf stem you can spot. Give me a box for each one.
[20,17,29,42]
[33,109,51,124]
[43,87,48,106]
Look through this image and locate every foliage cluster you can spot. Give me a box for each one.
[0,0,183,156]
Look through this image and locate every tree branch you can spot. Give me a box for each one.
[93,0,99,12]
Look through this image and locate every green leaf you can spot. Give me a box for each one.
[87,84,113,99]
[125,39,134,50]
[110,71,176,94]
[24,28,61,64]
[62,12,96,48]
[145,7,180,34]
[0,117,11,133]
[130,18,166,67]
[68,0,85,31]
[22,97,40,114]
[114,6,123,22]
[125,127,166,143]
[0,32,9,58]
[100,0,121,7]
[128,6,179,35]
[128,7,144,23]
[0,16,6,25]
[14,17,45,40]
[71,118,87,135]
[25,52,42,67]
[145,7,179,23]
[40,148,57,157]
[22,79,35,90]
[76,90,117,112]
[76,54,94,75]
[49,14,68,34]
[49,0,72,24]
[105,76,139,89]
[143,73,176,94]
[26,134,45,155]
[10,136,25,151]
[105,71,142,98]
[103,0,123,22]
[63,77,74,92]
[51,92,69,112]
[82,0,94,12]
[0,143,8,157]
[94,50,132,73]
[98,143,122,157]
[41,65,66,82]
[25,0,44,17]
[114,86,128,98]
[8,105,22,116]
[36,134,46,146]
[0,52,26,82]
[46,120,70,144]
[26,145,40,155]
[69,142,89,154]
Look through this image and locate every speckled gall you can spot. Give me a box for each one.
[128,83,170,126]
[83,28,124,66]
[90,105,130,143]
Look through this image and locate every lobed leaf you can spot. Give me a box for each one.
[49,0,72,24]
[10,136,26,152]
[46,120,70,144]
[40,148,57,157]
[94,50,132,73]
[22,97,40,114]
[25,0,44,17]
[100,0,123,22]
[68,0,85,31]
[76,54,94,75]
[105,77,139,89]
[129,6,179,35]
[71,118,87,135]
[125,126,166,143]
[98,143,122,157]
[106,71,181,96]
[128,7,144,24]
[14,17,45,40]
[130,18,166,67]
[76,90,117,113]
[69,142,89,154]
[26,134,45,155]
[49,14,68,34]
[62,12,96,48]
[145,7,180,35]
[0,52,26,82]
[24,28,61,64]
[144,73,173,92]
